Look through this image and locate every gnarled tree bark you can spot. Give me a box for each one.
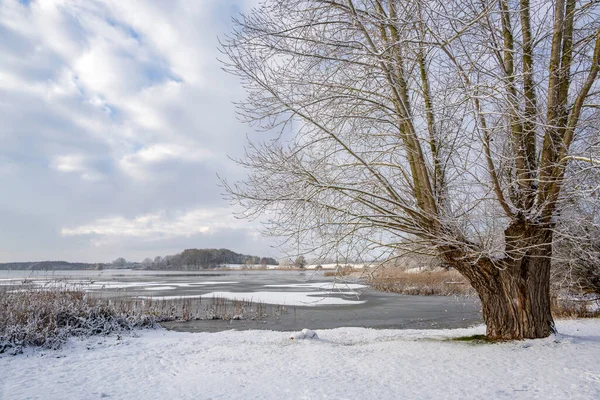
[447,226,555,339]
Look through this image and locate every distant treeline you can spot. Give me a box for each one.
[144,248,278,270]
[0,248,278,271]
[0,261,104,270]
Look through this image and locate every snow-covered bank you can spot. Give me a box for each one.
[1,320,599,400]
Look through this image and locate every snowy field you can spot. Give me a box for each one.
[1,320,599,399]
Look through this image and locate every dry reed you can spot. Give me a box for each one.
[368,268,476,296]
[0,284,286,354]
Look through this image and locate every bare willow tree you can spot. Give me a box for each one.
[221,0,600,339]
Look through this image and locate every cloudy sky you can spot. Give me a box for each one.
[0,0,279,263]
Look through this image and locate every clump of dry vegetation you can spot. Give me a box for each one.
[0,288,156,355]
[202,296,288,321]
[368,268,476,296]
[0,285,287,354]
[550,297,600,319]
[323,265,356,277]
[369,266,600,318]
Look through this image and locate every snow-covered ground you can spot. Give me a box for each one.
[224,263,372,270]
[264,282,367,290]
[304,263,371,270]
[1,320,599,399]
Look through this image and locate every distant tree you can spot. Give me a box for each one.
[164,255,178,269]
[260,257,278,266]
[244,256,260,265]
[279,258,293,267]
[181,249,201,269]
[294,256,306,269]
[112,257,127,268]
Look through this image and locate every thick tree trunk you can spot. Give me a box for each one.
[446,226,556,340]
[470,259,554,340]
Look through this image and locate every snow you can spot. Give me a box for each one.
[200,291,365,306]
[405,266,427,273]
[21,280,240,291]
[140,282,239,289]
[138,291,364,306]
[1,319,599,399]
[289,328,319,340]
[0,279,23,285]
[137,295,204,300]
[34,281,156,290]
[142,286,176,291]
[264,282,367,290]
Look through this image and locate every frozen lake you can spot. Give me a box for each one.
[0,269,482,332]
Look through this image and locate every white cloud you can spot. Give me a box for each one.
[51,154,104,181]
[118,143,213,180]
[51,154,85,172]
[61,208,244,239]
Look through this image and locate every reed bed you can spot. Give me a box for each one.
[368,267,600,318]
[0,286,153,354]
[323,266,357,278]
[0,283,285,354]
[550,295,600,319]
[368,268,476,296]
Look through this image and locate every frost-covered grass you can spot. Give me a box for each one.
[0,286,283,354]
[1,320,599,399]
[0,287,157,354]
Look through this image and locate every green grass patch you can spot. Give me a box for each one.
[450,334,489,343]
